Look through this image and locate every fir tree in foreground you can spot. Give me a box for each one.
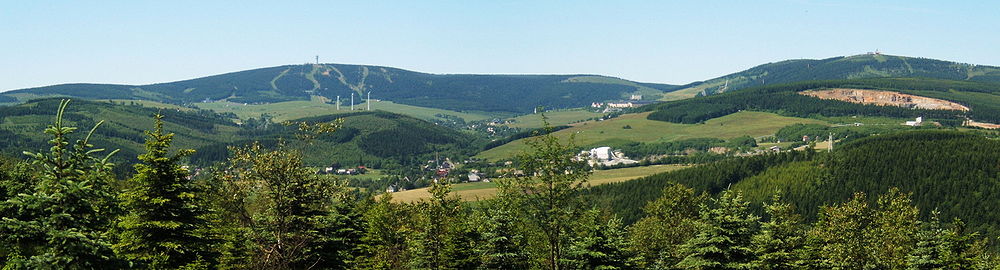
[113,114,217,269]
[0,99,121,268]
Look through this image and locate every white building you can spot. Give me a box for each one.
[590,147,613,160]
[904,117,923,126]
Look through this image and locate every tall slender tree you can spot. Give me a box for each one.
[113,114,217,269]
[498,113,592,270]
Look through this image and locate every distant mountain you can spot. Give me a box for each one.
[646,77,1000,124]
[1,64,678,113]
[667,54,1000,99]
[0,99,482,174]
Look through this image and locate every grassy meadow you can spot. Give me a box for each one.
[389,164,687,203]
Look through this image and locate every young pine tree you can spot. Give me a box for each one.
[113,114,217,269]
[0,99,121,268]
[675,190,759,270]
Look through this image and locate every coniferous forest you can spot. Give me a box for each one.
[3,100,1000,269]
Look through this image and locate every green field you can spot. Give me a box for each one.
[390,164,688,203]
[506,109,604,129]
[193,98,494,122]
[478,111,829,161]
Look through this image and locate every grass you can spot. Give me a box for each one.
[507,109,604,129]
[192,98,494,122]
[477,111,828,161]
[389,164,688,203]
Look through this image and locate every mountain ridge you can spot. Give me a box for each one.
[663,54,1000,100]
[1,64,678,113]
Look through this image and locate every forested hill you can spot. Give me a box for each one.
[669,54,1000,98]
[590,130,1000,237]
[645,77,1000,124]
[0,64,678,113]
[0,99,483,174]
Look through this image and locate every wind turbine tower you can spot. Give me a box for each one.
[336,96,340,110]
[367,92,371,110]
[351,93,355,110]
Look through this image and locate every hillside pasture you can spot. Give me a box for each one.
[477,111,828,161]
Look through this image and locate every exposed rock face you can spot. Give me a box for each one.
[799,88,970,111]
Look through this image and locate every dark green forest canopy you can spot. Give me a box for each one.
[1,64,678,113]
[645,77,1000,124]
[589,130,1000,239]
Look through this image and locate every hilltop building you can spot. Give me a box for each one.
[904,117,923,126]
[579,146,638,167]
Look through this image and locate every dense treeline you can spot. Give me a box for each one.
[646,78,1000,124]
[3,102,1000,269]
[588,150,816,223]
[591,129,1000,247]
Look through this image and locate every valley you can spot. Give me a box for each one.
[5,53,1000,268]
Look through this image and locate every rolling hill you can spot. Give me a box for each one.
[665,54,1000,100]
[1,64,678,113]
[645,77,1000,125]
[0,99,482,174]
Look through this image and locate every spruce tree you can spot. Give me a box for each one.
[0,99,121,268]
[563,208,636,270]
[408,182,477,269]
[906,210,976,269]
[675,190,759,270]
[356,194,413,270]
[113,114,217,269]
[628,183,704,268]
[751,195,806,270]
[807,192,876,269]
[476,200,531,269]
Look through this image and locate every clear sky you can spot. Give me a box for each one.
[2,0,998,91]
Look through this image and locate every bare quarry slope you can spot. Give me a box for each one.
[800,88,970,111]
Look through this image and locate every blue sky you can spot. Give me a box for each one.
[2,0,997,90]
